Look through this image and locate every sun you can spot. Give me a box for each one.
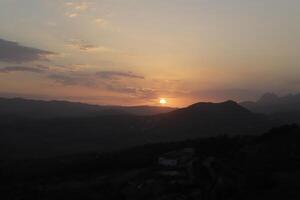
[159,98,167,105]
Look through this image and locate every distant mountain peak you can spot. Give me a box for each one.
[182,100,250,114]
[241,92,300,114]
[188,100,240,108]
[258,93,279,104]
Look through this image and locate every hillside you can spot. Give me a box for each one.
[0,100,275,159]
[3,124,300,200]
[143,101,273,142]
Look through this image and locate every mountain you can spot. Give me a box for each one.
[241,92,300,114]
[0,100,275,159]
[169,100,251,116]
[0,97,176,118]
[257,92,280,104]
[144,101,272,142]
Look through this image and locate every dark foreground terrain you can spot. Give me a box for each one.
[2,124,300,200]
[1,98,300,199]
[0,100,273,159]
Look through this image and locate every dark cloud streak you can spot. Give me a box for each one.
[0,39,56,63]
[96,71,144,80]
[47,74,95,86]
[0,66,45,73]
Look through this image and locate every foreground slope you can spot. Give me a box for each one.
[3,124,300,200]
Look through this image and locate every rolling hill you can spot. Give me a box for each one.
[0,97,176,118]
[0,100,276,159]
[143,100,273,142]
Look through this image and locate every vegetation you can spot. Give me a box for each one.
[2,124,300,199]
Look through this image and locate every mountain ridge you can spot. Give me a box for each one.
[241,92,300,114]
[0,97,176,118]
[0,99,277,159]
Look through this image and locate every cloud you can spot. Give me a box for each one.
[136,88,159,99]
[0,38,56,63]
[48,74,79,85]
[105,84,137,94]
[47,70,148,98]
[94,18,109,26]
[65,12,79,18]
[45,69,177,102]
[48,73,95,86]
[66,39,113,52]
[96,71,144,80]
[0,66,45,73]
[64,1,90,18]
[70,43,98,51]
[65,2,89,11]
[104,83,159,99]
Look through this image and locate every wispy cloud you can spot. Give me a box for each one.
[64,1,90,18]
[46,69,145,94]
[65,2,90,11]
[48,73,95,86]
[94,17,109,26]
[65,12,79,18]
[0,38,56,63]
[0,66,45,73]
[96,71,144,80]
[69,42,98,51]
[66,39,113,52]
[104,84,160,100]
[42,68,184,103]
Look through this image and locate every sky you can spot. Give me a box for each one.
[0,0,299,107]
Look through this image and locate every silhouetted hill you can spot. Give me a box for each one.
[172,100,251,116]
[0,100,276,159]
[144,101,272,142]
[241,92,300,114]
[0,97,175,118]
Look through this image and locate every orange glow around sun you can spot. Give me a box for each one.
[159,98,167,105]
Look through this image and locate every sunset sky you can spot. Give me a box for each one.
[0,0,299,107]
